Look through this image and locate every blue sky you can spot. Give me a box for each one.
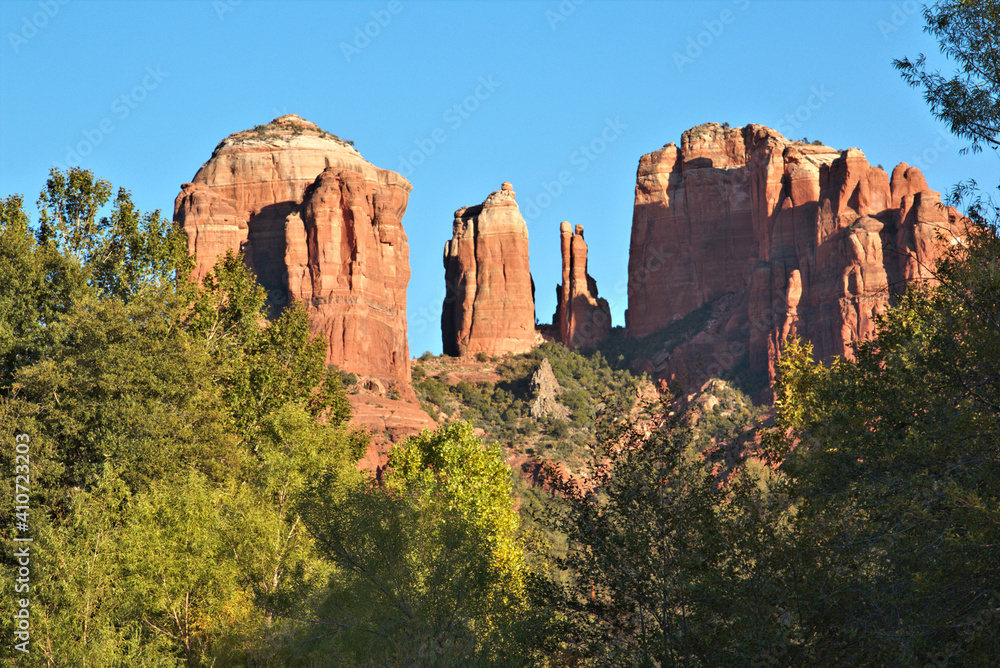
[2,0,994,356]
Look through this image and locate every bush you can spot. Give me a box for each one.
[561,388,589,412]
[548,420,569,439]
[412,341,641,479]
[417,376,451,414]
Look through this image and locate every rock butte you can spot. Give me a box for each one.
[626,122,964,393]
[442,182,538,357]
[174,114,434,439]
[554,222,612,350]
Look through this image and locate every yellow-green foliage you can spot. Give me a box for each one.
[283,421,534,666]
[386,421,528,620]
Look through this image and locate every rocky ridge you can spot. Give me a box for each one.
[626,122,964,391]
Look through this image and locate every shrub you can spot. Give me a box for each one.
[548,420,569,439]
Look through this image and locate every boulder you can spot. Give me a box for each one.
[528,359,569,420]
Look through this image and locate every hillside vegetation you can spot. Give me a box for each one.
[412,342,645,473]
[1,4,997,663]
[3,161,999,667]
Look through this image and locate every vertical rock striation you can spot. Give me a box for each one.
[174,114,418,400]
[554,222,611,349]
[284,166,413,395]
[626,122,964,388]
[442,182,537,357]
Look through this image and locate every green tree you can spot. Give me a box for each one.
[35,167,188,301]
[542,408,789,667]
[9,473,180,667]
[285,422,532,666]
[36,167,113,258]
[222,402,367,625]
[89,186,190,300]
[385,422,529,630]
[894,0,1000,155]
[117,470,261,666]
[184,250,350,445]
[1,169,188,392]
[8,288,241,496]
[767,252,1000,662]
[0,194,89,389]
[1,170,363,666]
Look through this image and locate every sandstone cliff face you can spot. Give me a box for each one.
[627,125,756,336]
[174,114,416,399]
[442,182,537,357]
[554,222,612,349]
[626,123,963,388]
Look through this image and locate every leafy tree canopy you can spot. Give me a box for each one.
[894,0,1000,155]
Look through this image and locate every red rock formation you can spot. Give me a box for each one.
[554,222,611,349]
[626,123,964,390]
[627,125,756,336]
[285,166,414,396]
[174,183,243,279]
[174,114,417,400]
[442,182,537,357]
[350,394,438,469]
